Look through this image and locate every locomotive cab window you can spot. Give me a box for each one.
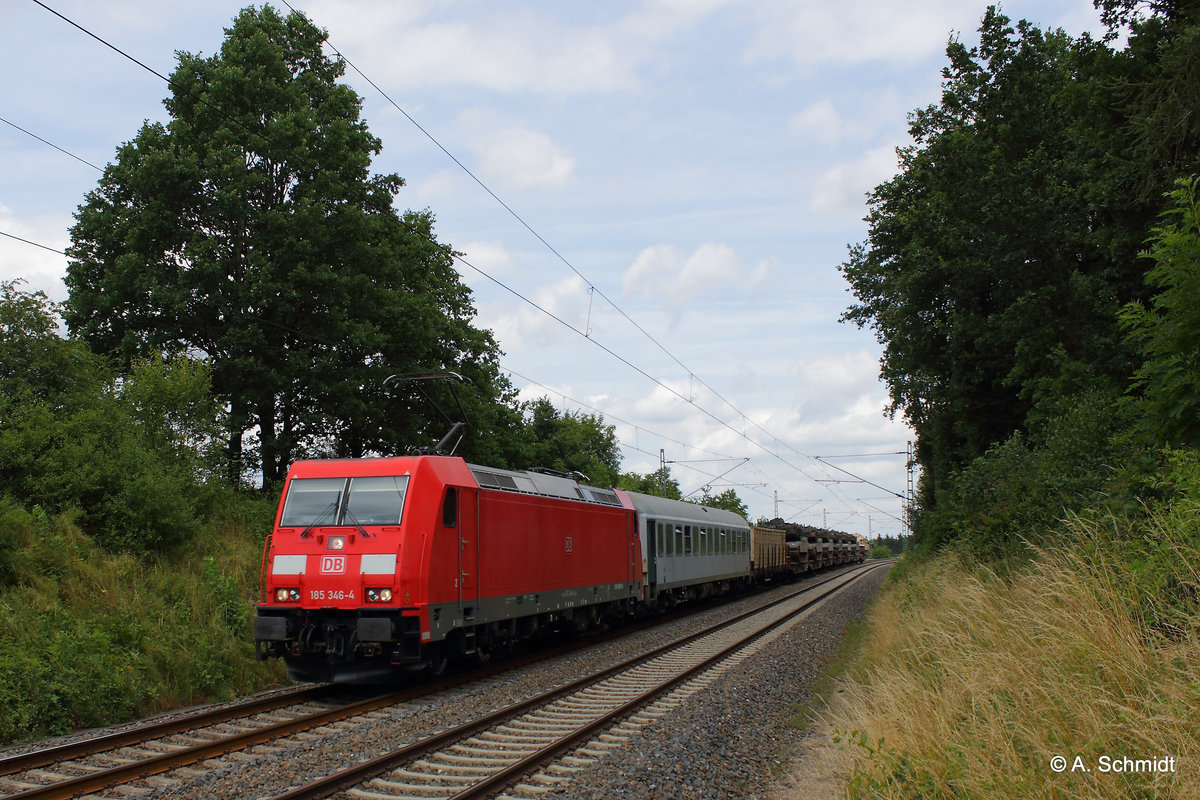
[279,475,410,527]
[346,476,409,525]
[280,478,345,527]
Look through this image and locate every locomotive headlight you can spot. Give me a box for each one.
[274,588,301,602]
[366,588,393,603]
[327,536,346,551]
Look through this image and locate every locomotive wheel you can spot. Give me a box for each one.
[425,643,449,678]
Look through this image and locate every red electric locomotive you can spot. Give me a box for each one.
[254,455,642,682]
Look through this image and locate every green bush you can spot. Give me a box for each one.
[868,544,896,559]
[0,282,224,553]
[912,388,1128,560]
[0,500,284,743]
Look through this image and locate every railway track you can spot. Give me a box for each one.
[0,563,879,800]
[268,561,883,800]
[0,683,407,800]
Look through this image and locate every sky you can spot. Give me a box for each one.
[0,0,1109,537]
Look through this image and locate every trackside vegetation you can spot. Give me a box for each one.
[824,481,1200,799]
[2,6,752,744]
[825,1,1200,797]
[0,496,282,742]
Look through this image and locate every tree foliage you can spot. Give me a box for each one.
[618,467,683,500]
[1121,177,1200,448]
[698,487,748,517]
[65,6,510,487]
[841,1,1200,554]
[841,8,1147,502]
[510,398,621,487]
[0,282,213,551]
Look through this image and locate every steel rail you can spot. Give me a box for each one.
[264,562,884,800]
[0,563,871,800]
[0,684,323,778]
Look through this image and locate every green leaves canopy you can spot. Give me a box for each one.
[1122,177,1200,448]
[840,8,1148,495]
[0,282,213,550]
[65,6,507,485]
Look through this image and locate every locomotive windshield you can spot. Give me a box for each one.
[280,476,410,527]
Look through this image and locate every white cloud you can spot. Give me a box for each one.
[807,144,898,220]
[620,242,774,320]
[459,240,517,275]
[0,206,70,301]
[309,3,646,95]
[473,127,575,190]
[743,0,971,72]
[482,274,590,350]
[788,99,842,145]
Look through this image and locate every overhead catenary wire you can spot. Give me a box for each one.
[19,0,906,528]
[266,0,899,507]
[0,114,103,172]
[500,363,810,512]
[0,229,70,255]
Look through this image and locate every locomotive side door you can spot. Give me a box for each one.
[450,486,479,613]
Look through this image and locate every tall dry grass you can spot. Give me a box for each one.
[824,508,1200,799]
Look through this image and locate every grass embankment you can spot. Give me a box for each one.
[0,495,286,744]
[821,506,1200,799]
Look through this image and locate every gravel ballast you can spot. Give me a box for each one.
[10,565,886,800]
[534,565,888,800]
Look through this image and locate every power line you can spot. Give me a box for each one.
[22,1,903,523]
[0,115,102,172]
[272,0,901,504]
[0,216,880,527]
[0,229,67,254]
[29,0,171,83]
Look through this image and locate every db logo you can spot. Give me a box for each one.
[564,536,574,553]
[320,555,346,574]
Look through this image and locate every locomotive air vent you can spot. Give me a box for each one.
[586,488,622,507]
[472,469,519,491]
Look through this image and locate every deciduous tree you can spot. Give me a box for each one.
[65,6,509,486]
[841,7,1147,499]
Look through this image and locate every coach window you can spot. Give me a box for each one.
[442,487,457,528]
[684,525,692,556]
[674,526,683,556]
